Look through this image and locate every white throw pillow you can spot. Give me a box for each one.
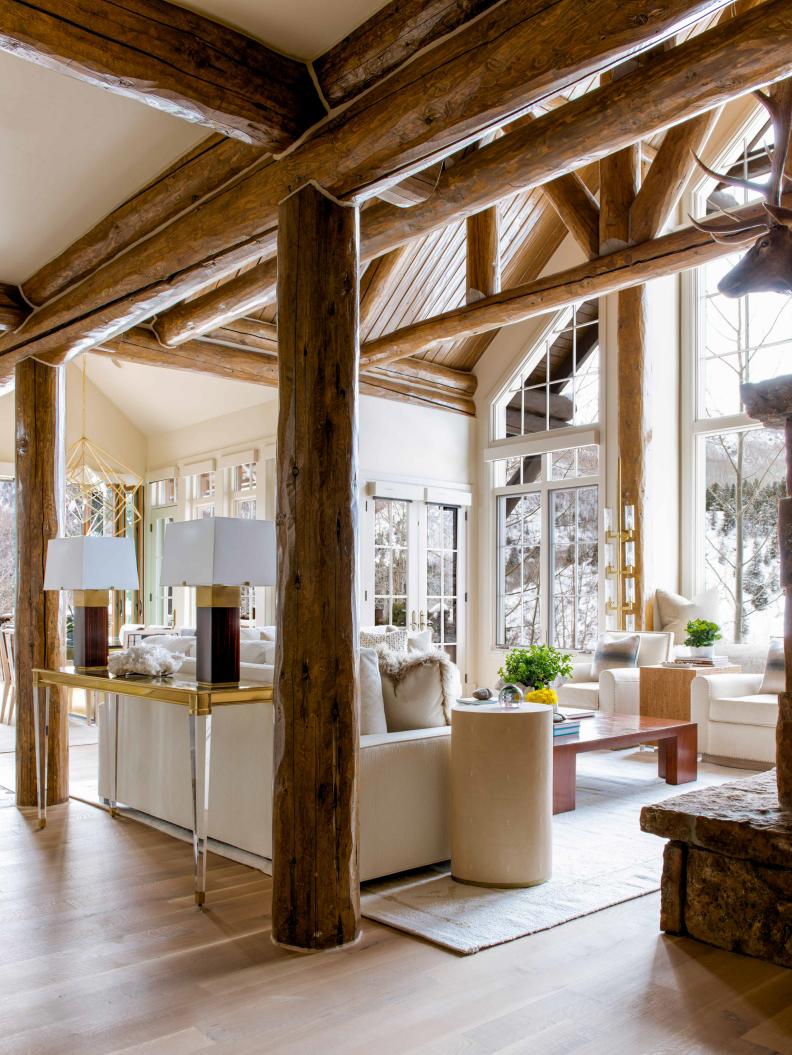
[407,629,433,652]
[378,649,459,731]
[759,638,785,695]
[239,641,273,665]
[359,647,387,734]
[142,635,194,657]
[259,626,277,642]
[240,627,264,641]
[655,587,720,645]
[360,627,408,651]
[591,633,640,677]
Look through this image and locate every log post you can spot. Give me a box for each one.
[466,206,500,303]
[14,358,66,807]
[600,134,646,629]
[272,182,361,950]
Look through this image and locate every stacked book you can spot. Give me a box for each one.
[553,715,580,737]
[661,657,730,668]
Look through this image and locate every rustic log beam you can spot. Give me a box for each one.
[542,173,600,260]
[359,194,792,368]
[273,183,360,951]
[0,0,736,368]
[360,2,792,258]
[152,260,278,347]
[0,283,27,331]
[14,358,65,808]
[600,147,640,255]
[0,0,324,147]
[466,206,500,303]
[22,137,265,308]
[630,109,721,243]
[97,328,279,386]
[360,247,412,333]
[313,0,500,108]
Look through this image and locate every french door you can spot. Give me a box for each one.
[365,495,467,671]
[145,508,175,626]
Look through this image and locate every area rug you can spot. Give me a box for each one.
[361,749,747,954]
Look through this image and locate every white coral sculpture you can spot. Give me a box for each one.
[109,645,187,677]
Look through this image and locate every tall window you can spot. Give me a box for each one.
[0,479,14,617]
[496,453,599,650]
[689,118,788,643]
[494,300,599,441]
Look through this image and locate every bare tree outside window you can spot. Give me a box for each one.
[0,480,14,618]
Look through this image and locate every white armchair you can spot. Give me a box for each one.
[690,672,777,766]
[557,632,674,714]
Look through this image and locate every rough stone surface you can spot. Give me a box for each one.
[684,847,792,967]
[659,841,685,935]
[641,771,792,868]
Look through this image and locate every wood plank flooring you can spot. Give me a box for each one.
[0,798,790,1055]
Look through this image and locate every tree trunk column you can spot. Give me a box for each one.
[15,358,66,807]
[272,182,361,950]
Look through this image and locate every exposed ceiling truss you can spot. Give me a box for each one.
[0,0,790,416]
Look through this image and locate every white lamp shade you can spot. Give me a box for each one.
[160,517,276,587]
[44,536,140,591]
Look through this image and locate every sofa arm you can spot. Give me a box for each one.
[598,667,641,716]
[692,672,764,702]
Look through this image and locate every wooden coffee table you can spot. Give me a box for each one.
[553,713,697,814]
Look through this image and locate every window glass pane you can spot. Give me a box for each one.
[0,480,14,617]
[497,299,598,440]
[425,505,459,656]
[703,429,784,643]
[232,463,256,492]
[149,478,177,507]
[550,486,599,650]
[498,493,541,647]
[235,498,256,520]
[374,498,408,631]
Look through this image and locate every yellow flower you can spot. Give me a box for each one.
[525,688,558,707]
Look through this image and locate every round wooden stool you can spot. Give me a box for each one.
[451,702,553,888]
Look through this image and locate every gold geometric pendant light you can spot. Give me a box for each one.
[65,359,142,536]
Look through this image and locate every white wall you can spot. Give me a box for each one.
[0,363,146,477]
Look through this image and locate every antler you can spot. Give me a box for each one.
[691,79,792,221]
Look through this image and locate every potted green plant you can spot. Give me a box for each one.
[498,644,573,709]
[684,618,721,660]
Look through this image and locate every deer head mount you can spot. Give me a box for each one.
[691,82,792,299]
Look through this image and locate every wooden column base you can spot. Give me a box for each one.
[196,586,240,685]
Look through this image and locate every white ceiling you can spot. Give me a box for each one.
[0,51,204,286]
[84,354,275,437]
[177,0,389,60]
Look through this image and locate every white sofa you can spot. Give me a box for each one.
[690,672,777,766]
[556,632,674,713]
[98,648,453,881]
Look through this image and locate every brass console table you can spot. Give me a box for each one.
[32,667,273,906]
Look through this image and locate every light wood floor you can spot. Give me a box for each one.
[0,798,790,1055]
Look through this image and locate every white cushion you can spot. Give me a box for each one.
[408,629,433,652]
[381,659,448,731]
[359,647,387,735]
[239,640,273,665]
[141,635,194,657]
[635,633,673,667]
[240,627,264,641]
[655,587,720,645]
[556,681,600,709]
[759,638,785,695]
[361,627,408,651]
[591,633,639,676]
[709,695,778,728]
[259,626,277,642]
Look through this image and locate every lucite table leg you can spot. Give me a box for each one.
[33,683,50,829]
[108,692,119,817]
[189,712,212,907]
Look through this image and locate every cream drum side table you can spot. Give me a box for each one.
[451,702,553,888]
